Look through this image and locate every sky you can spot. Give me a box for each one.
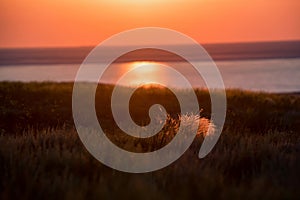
[0,0,299,47]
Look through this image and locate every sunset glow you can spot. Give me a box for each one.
[0,0,299,47]
[122,61,166,86]
[128,61,160,72]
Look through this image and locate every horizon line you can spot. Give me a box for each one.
[1,39,299,50]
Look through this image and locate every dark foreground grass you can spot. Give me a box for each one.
[0,82,300,200]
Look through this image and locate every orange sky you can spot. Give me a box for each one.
[0,0,299,47]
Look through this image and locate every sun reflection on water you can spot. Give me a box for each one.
[100,60,205,88]
[120,61,169,87]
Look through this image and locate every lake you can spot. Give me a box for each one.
[0,58,299,93]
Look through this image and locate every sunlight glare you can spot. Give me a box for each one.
[122,61,166,86]
[129,61,160,73]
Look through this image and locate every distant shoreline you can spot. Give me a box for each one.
[0,41,299,66]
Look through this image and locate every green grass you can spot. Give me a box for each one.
[0,82,300,199]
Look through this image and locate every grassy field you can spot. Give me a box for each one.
[0,82,300,199]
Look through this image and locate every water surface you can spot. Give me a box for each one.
[0,58,299,93]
